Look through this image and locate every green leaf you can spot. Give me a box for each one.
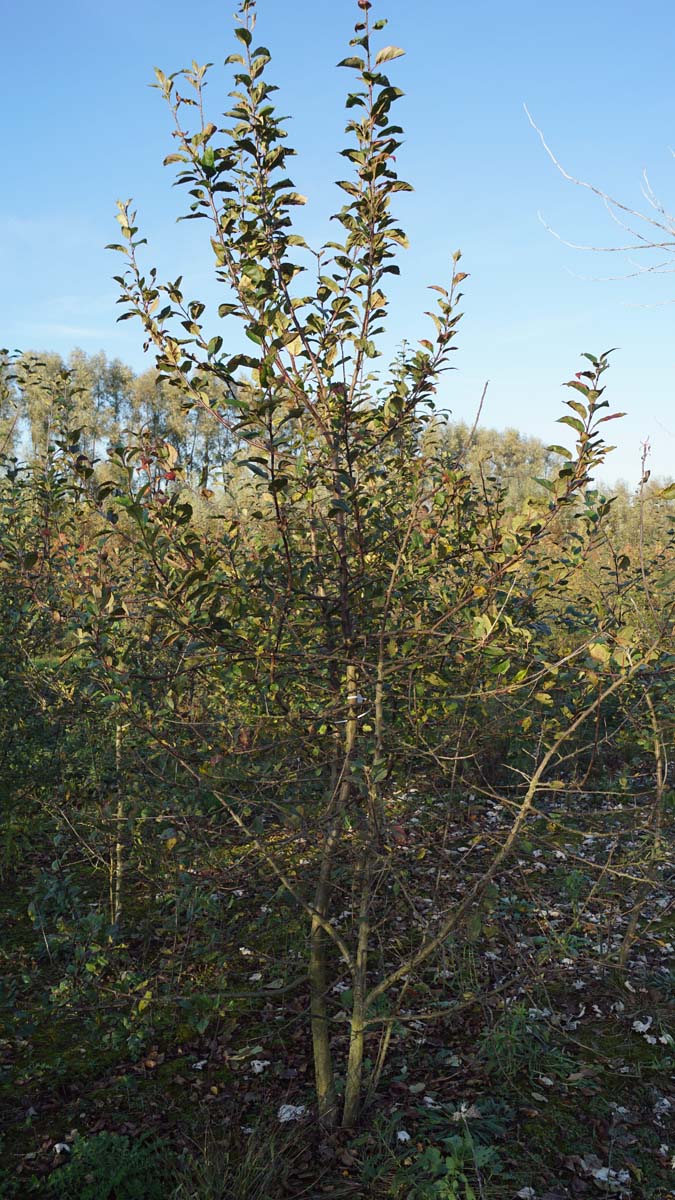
[244,461,269,479]
[557,415,585,434]
[566,400,587,420]
[424,673,445,687]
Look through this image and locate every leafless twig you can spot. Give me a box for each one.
[524,104,675,282]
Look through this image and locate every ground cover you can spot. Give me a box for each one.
[1,780,673,1198]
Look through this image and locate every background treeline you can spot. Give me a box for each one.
[3,347,673,553]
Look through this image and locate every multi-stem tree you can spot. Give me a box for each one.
[95,0,661,1126]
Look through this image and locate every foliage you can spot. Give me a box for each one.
[47,1132,172,1200]
[394,1134,499,1200]
[478,1001,575,1082]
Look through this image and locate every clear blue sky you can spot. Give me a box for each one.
[3,0,675,482]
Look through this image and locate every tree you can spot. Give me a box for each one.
[0,350,21,456]
[13,349,135,461]
[84,0,665,1129]
[130,368,234,482]
[432,420,562,511]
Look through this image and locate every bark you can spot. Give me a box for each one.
[342,852,371,1128]
[310,824,339,1125]
[111,722,125,930]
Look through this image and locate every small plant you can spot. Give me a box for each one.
[478,1002,574,1082]
[561,867,590,908]
[47,1132,172,1200]
[169,1121,293,1200]
[393,1133,499,1199]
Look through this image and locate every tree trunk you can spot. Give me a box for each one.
[342,852,371,1128]
[310,817,340,1125]
[111,722,125,931]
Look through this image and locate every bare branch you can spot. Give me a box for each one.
[525,103,675,283]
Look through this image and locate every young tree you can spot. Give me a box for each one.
[92,0,660,1127]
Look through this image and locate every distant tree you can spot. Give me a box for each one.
[68,349,135,451]
[0,351,20,456]
[15,350,134,460]
[130,369,234,482]
[434,420,561,510]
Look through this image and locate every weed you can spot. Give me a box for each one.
[169,1120,294,1200]
[47,1132,172,1200]
[478,1001,574,1082]
[391,1132,500,1199]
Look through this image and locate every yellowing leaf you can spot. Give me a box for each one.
[375,45,405,64]
[163,441,178,469]
[424,672,445,687]
[588,642,610,664]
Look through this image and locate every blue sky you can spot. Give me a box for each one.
[3,0,675,482]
